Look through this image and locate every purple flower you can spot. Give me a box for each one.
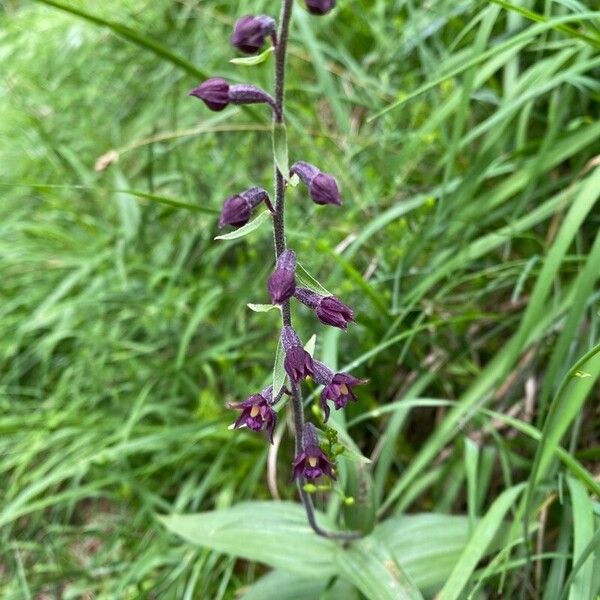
[190,79,276,112]
[281,326,314,383]
[229,387,276,443]
[231,15,276,54]
[290,161,342,206]
[219,187,269,228]
[291,424,336,480]
[313,361,364,421]
[295,288,354,329]
[268,250,297,304]
[189,77,230,111]
[305,0,336,16]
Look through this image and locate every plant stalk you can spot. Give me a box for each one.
[271,0,361,543]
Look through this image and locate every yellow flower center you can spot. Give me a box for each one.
[250,406,260,418]
[308,456,318,467]
[339,384,349,395]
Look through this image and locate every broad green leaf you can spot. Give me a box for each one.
[160,502,338,578]
[437,484,525,600]
[272,123,289,177]
[230,46,274,66]
[272,337,286,397]
[336,538,424,600]
[566,478,595,600]
[214,210,271,241]
[241,570,359,600]
[247,303,280,313]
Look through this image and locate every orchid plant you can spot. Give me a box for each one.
[190,0,363,540]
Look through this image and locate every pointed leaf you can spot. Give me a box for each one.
[272,123,289,177]
[230,46,274,66]
[215,210,271,241]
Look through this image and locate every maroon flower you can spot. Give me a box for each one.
[268,249,297,304]
[313,361,364,421]
[190,79,276,112]
[229,387,276,443]
[281,326,314,383]
[290,161,342,206]
[291,424,336,480]
[305,0,336,16]
[189,77,230,111]
[219,187,269,228]
[295,288,354,329]
[231,15,276,54]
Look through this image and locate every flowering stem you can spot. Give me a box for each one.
[271,0,361,543]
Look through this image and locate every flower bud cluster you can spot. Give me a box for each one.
[190,1,364,491]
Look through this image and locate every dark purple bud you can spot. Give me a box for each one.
[228,386,276,443]
[310,173,342,206]
[290,161,342,206]
[231,15,276,54]
[295,288,354,329]
[305,0,336,15]
[228,84,276,110]
[313,360,364,421]
[291,424,336,481]
[219,187,269,228]
[268,250,297,304]
[281,326,314,383]
[189,78,230,111]
[316,295,354,329]
[290,161,319,187]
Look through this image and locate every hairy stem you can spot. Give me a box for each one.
[271,0,361,543]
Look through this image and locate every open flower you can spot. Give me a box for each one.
[231,15,276,54]
[268,249,297,304]
[281,325,314,382]
[291,424,336,480]
[290,161,342,206]
[313,361,364,421]
[305,0,336,15]
[228,387,276,443]
[295,288,354,329]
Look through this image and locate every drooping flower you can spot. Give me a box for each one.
[228,386,276,443]
[231,15,276,54]
[189,77,230,111]
[290,161,342,206]
[305,0,336,16]
[295,288,354,329]
[313,360,364,421]
[268,249,297,304]
[281,325,314,382]
[219,187,269,228]
[291,423,336,480]
[190,79,276,112]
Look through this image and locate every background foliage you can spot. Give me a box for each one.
[0,0,599,598]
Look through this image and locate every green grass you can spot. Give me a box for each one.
[0,0,599,598]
